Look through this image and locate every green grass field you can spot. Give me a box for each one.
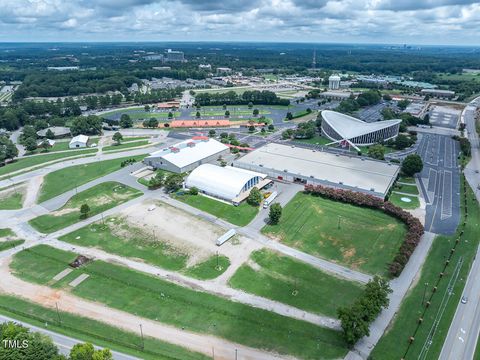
[60,217,188,271]
[0,150,97,178]
[173,194,258,226]
[11,245,349,359]
[371,179,480,360]
[183,255,230,280]
[294,135,332,146]
[437,72,480,82]
[229,249,364,318]
[392,183,419,195]
[262,192,407,275]
[29,182,142,234]
[103,140,149,152]
[101,108,180,120]
[191,109,270,117]
[0,239,24,252]
[0,294,209,360]
[0,190,24,210]
[389,193,420,210]
[38,155,145,203]
[0,228,15,238]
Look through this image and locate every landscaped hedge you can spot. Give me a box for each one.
[304,184,424,277]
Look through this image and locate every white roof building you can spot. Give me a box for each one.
[321,110,401,148]
[185,164,267,202]
[234,143,399,198]
[69,135,89,148]
[144,137,230,173]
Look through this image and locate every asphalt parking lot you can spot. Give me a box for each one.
[416,133,461,235]
[428,105,460,129]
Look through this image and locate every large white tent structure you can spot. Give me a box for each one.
[185,164,267,202]
[321,110,401,149]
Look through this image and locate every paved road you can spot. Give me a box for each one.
[439,96,480,360]
[0,314,139,360]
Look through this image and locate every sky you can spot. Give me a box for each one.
[0,0,479,45]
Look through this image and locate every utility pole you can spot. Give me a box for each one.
[337,215,341,229]
[139,324,144,351]
[55,302,62,325]
[216,250,219,270]
[422,282,429,305]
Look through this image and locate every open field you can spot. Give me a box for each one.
[38,155,145,203]
[0,294,209,360]
[101,108,180,120]
[28,139,100,155]
[437,72,480,82]
[173,193,258,226]
[103,140,149,152]
[389,193,420,210]
[10,245,349,359]
[229,249,364,318]
[262,192,407,275]
[0,184,25,209]
[191,109,270,116]
[294,135,332,146]
[0,150,97,178]
[371,179,480,360]
[29,182,142,233]
[393,183,419,195]
[0,228,16,238]
[0,239,24,252]
[60,200,235,275]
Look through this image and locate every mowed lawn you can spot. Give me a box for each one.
[0,190,24,210]
[0,295,209,360]
[29,182,142,234]
[38,155,145,203]
[173,193,258,226]
[103,140,149,152]
[10,245,349,359]
[0,150,97,178]
[229,249,364,318]
[262,192,407,275]
[389,193,420,210]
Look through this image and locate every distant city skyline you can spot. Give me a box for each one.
[0,0,479,46]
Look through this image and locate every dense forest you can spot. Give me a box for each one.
[1,42,479,99]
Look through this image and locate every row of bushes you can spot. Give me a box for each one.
[120,158,137,167]
[304,184,424,277]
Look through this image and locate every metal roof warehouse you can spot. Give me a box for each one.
[234,143,399,198]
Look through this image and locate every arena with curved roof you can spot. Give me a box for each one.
[185,164,267,203]
[321,110,401,148]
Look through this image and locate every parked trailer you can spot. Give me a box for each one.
[216,229,236,246]
[263,191,278,209]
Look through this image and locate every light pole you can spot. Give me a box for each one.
[139,324,144,351]
[422,282,429,305]
[337,215,341,229]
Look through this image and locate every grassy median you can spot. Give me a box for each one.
[29,182,142,234]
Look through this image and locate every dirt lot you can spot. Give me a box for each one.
[119,200,260,268]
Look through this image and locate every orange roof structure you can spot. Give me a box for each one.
[170,120,231,128]
[157,101,180,109]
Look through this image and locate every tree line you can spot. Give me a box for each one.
[194,90,290,106]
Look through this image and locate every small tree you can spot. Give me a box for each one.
[45,129,55,139]
[261,127,266,134]
[225,110,230,117]
[119,114,133,128]
[248,101,253,109]
[144,104,150,112]
[208,129,216,137]
[247,187,262,206]
[401,154,423,176]
[268,124,274,131]
[80,204,90,219]
[24,137,38,152]
[253,108,259,117]
[40,139,51,152]
[148,170,165,189]
[164,173,184,192]
[269,203,282,224]
[189,186,199,195]
[286,112,293,120]
[112,132,123,145]
[70,342,113,360]
[248,125,255,133]
[367,144,385,160]
[195,111,201,119]
[168,111,173,119]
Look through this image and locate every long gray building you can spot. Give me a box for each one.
[234,143,399,198]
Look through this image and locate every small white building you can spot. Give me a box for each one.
[69,135,89,149]
[37,139,56,148]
